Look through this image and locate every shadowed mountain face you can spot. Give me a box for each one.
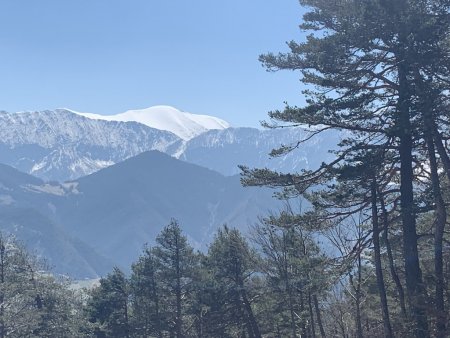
[56,151,280,269]
[0,164,114,278]
[0,152,281,277]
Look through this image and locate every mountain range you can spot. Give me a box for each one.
[0,105,336,278]
[0,106,337,181]
[0,151,281,278]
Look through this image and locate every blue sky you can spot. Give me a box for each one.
[0,0,306,127]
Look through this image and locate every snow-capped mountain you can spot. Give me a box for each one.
[73,105,230,141]
[0,107,336,182]
[0,106,338,277]
[0,109,182,181]
[180,127,339,176]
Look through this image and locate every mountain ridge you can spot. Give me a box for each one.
[0,109,182,181]
[0,108,337,182]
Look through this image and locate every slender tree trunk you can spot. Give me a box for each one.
[422,108,447,337]
[414,70,448,336]
[350,257,364,338]
[397,60,429,337]
[124,294,130,338]
[283,231,298,338]
[371,178,394,338]
[313,294,326,338]
[236,289,250,338]
[379,188,408,319]
[175,235,183,338]
[300,290,307,337]
[0,240,5,338]
[198,306,203,338]
[151,273,162,338]
[240,286,261,338]
[432,126,450,182]
[286,279,297,338]
[308,290,316,338]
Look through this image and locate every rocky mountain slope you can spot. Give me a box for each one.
[0,109,181,181]
[180,127,338,176]
[0,108,336,182]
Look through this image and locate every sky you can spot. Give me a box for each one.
[0,0,307,127]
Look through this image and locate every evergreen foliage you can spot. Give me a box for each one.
[240,0,450,337]
[86,267,130,338]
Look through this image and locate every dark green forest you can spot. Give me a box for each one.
[1,0,450,337]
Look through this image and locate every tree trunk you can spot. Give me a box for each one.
[0,240,5,338]
[422,108,447,338]
[175,235,183,338]
[371,178,394,338]
[299,290,307,337]
[397,59,429,337]
[240,286,261,338]
[308,290,316,338]
[414,69,448,337]
[151,272,162,338]
[379,188,408,319]
[313,294,326,338]
[124,293,130,338]
[432,126,450,182]
[286,278,297,338]
[352,257,364,338]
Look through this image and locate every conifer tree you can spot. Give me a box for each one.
[130,246,163,338]
[252,217,328,337]
[86,267,130,338]
[241,1,450,336]
[206,226,262,338]
[153,219,197,337]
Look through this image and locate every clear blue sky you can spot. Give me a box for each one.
[0,0,306,127]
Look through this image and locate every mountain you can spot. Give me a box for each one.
[0,109,181,181]
[0,108,336,182]
[180,127,339,176]
[0,164,114,278]
[0,152,281,276]
[54,151,280,269]
[74,105,230,141]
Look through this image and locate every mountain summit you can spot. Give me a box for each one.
[72,105,230,140]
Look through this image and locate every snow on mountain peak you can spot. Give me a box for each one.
[71,105,231,140]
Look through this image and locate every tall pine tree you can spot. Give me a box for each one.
[241,0,450,336]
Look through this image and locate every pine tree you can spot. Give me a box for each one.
[206,226,262,338]
[241,1,450,336]
[130,246,163,338]
[86,267,130,338]
[153,219,197,337]
[252,217,328,337]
